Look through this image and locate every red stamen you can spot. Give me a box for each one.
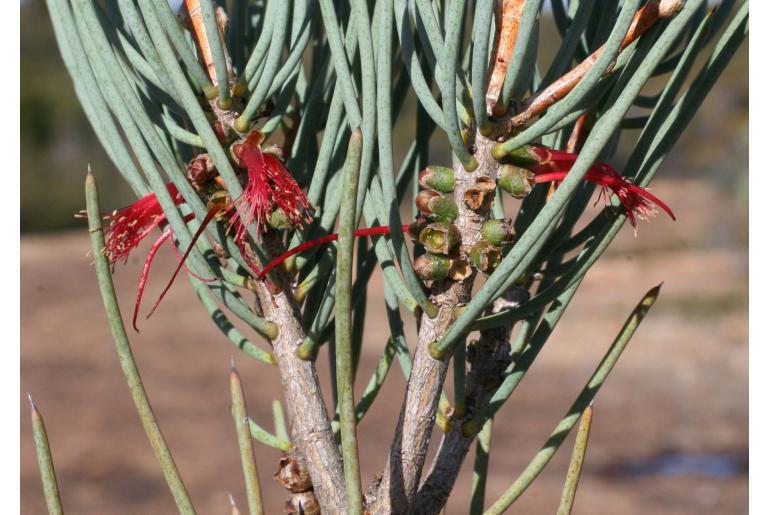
[532,166,675,227]
[104,183,183,265]
[146,207,219,320]
[586,163,676,221]
[133,229,172,332]
[135,220,407,321]
[256,225,407,280]
[132,219,218,332]
[169,243,218,283]
[226,212,264,277]
[230,141,313,244]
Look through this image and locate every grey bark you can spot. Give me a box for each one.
[255,256,347,514]
[414,289,528,514]
[370,137,500,514]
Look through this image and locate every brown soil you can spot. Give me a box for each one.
[21,178,747,514]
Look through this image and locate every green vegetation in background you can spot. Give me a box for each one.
[21,0,134,232]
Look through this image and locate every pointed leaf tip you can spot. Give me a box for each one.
[638,283,663,311]
[27,392,35,410]
[85,164,96,187]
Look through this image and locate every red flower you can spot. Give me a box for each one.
[96,132,325,329]
[99,182,214,330]
[103,183,183,266]
[512,144,675,228]
[102,178,404,329]
[123,133,315,326]
[229,131,313,245]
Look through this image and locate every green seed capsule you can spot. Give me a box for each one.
[416,190,459,223]
[481,218,515,246]
[414,253,452,281]
[470,241,502,274]
[419,222,460,255]
[498,165,535,199]
[430,197,459,222]
[419,166,456,193]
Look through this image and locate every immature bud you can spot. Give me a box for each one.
[481,218,515,246]
[419,222,460,255]
[267,207,292,230]
[416,190,458,222]
[419,166,456,193]
[503,144,551,166]
[187,153,217,191]
[414,253,452,281]
[470,241,502,274]
[207,189,231,219]
[498,164,535,199]
[230,129,266,164]
[464,176,497,211]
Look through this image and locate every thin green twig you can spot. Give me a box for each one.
[336,128,364,515]
[230,364,265,515]
[85,168,196,515]
[469,418,493,515]
[556,404,594,515]
[483,284,661,514]
[246,418,293,453]
[29,396,64,515]
[199,0,232,106]
[272,400,290,442]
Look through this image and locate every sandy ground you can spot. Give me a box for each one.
[21,178,747,514]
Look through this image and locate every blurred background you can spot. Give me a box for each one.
[21,1,748,513]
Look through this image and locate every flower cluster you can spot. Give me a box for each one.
[100,129,314,329]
